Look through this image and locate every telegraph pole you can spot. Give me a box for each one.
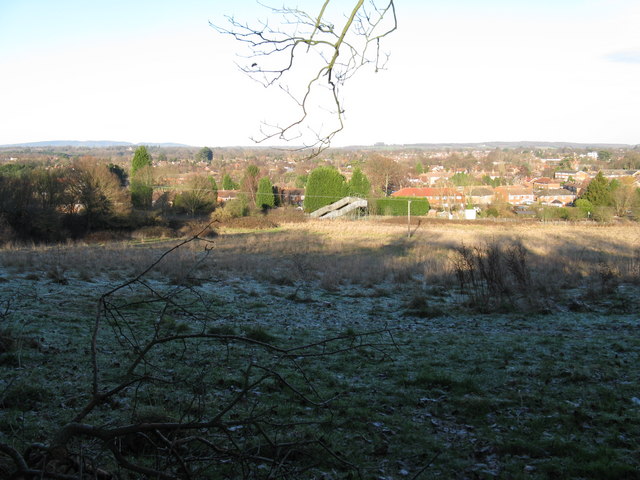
[407,200,412,238]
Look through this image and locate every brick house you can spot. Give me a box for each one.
[495,186,535,205]
[536,188,577,206]
[468,187,495,205]
[217,189,239,202]
[530,177,562,190]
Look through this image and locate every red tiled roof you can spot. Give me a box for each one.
[391,187,458,197]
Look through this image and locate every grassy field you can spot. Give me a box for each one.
[0,219,639,478]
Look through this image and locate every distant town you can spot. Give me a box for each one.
[0,141,638,239]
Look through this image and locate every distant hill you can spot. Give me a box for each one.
[0,140,192,148]
[360,141,636,150]
[2,140,636,150]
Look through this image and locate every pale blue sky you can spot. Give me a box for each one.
[1,0,639,147]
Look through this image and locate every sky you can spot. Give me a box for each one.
[1,0,639,148]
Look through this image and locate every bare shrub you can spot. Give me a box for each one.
[46,264,68,285]
[451,240,540,312]
[0,299,16,356]
[597,260,621,293]
[505,241,531,291]
[0,216,16,245]
[403,295,445,319]
[319,266,343,291]
[624,247,640,284]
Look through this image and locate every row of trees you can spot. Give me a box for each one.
[116,147,281,215]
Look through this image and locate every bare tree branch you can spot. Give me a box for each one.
[211,0,397,156]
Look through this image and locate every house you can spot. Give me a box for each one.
[554,170,590,183]
[217,189,239,202]
[539,158,562,167]
[561,181,585,196]
[600,169,640,180]
[530,177,562,190]
[418,172,452,187]
[152,189,177,209]
[391,187,466,210]
[467,187,495,205]
[536,188,577,207]
[275,187,305,206]
[495,186,535,205]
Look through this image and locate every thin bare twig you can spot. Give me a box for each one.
[211,1,397,156]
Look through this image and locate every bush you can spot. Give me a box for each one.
[211,194,250,222]
[484,207,499,218]
[591,206,615,223]
[537,207,566,221]
[575,198,593,215]
[374,197,429,216]
[563,207,587,221]
[173,175,218,215]
[130,181,153,209]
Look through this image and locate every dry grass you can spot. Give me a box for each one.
[0,219,638,302]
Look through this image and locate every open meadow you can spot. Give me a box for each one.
[0,218,639,479]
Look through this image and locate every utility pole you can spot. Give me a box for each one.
[407,200,412,238]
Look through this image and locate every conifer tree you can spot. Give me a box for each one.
[222,173,239,190]
[131,146,152,175]
[348,167,371,197]
[581,172,612,206]
[130,146,154,209]
[256,177,275,209]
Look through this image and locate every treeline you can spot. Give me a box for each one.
[0,145,221,242]
[0,159,136,242]
[0,148,294,243]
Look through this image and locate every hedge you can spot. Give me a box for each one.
[374,197,430,216]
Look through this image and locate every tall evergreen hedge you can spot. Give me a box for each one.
[303,166,348,213]
[374,197,430,216]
